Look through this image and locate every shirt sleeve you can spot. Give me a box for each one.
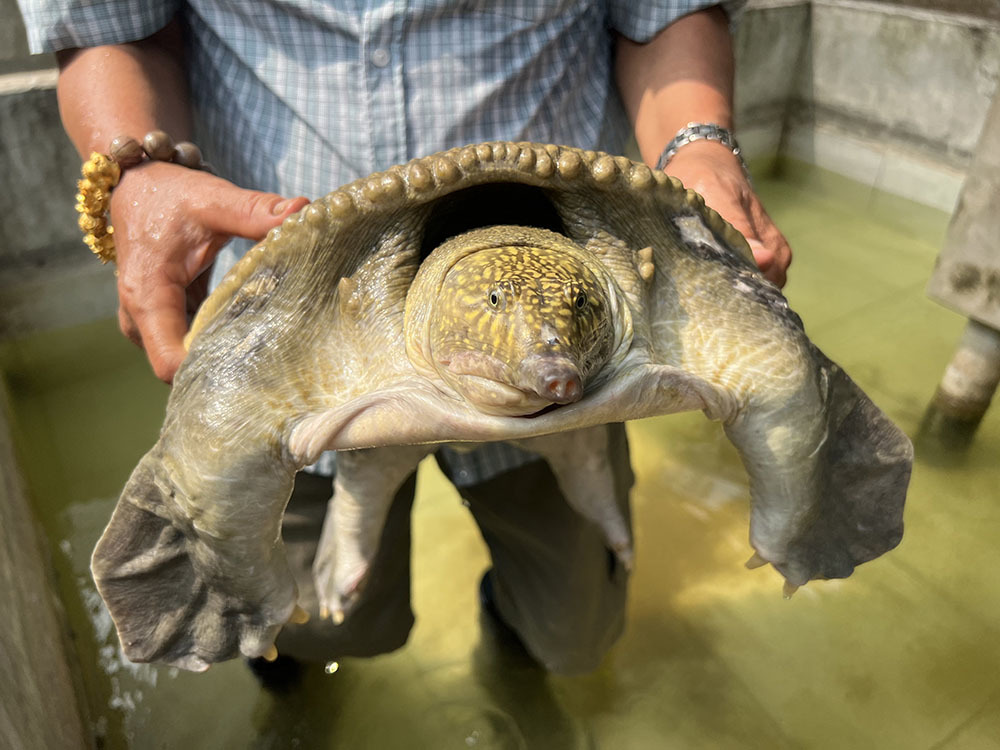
[16,0,181,54]
[608,0,747,43]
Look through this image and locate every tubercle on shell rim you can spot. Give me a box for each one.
[186,142,753,345]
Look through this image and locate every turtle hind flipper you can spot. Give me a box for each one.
[725,348,911,588]
[92,452,297,670]
[778,359,911,585]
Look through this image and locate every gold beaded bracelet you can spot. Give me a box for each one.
[75,130,211,264]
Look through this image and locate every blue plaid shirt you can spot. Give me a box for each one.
[21,0,739,483]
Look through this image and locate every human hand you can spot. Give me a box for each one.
[109,161,309,382]
[662,140,792,288]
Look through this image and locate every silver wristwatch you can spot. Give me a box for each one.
[655,122,750,179]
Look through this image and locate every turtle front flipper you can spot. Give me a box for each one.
[726,351,911,588]
[635,229,910,589]
[92,443,300,671]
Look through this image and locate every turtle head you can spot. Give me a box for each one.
[407,227,618,416]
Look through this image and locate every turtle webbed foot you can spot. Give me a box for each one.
[312,445,429,624]
[312,528,371,624]
[754,445,909,590]
[92,490,298,670]
[744,361,912,590]
[519,427,634,569]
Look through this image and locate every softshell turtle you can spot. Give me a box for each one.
[92,142,912,672]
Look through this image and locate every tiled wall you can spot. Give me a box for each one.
[735,0,1000,211]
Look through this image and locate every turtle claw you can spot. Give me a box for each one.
[289,605,310,625]
[614,543,634,572]
[782,580,800,599]
[317,603,348,625]
[742,551,801,598]
[316,605,345,625]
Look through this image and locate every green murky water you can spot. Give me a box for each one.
[3,163,999,749]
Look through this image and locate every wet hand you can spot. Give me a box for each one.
[109,162,309,383]
[662,140,792,288]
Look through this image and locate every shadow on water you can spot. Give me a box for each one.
[468,609,590,749]
[247,667,342,750]
[913,402,992,467]
[245,639,575,750]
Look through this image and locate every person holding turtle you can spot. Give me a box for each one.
[19,0,792,680]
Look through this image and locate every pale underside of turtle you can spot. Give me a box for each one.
[91,142,912,672]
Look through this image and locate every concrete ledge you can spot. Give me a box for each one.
[784,117,968,212]
[0,68,58,94]
[0,380,89,750]
[777,0,1000,211]
[0,255,118,340]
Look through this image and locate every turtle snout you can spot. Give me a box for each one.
[543,369,582,403]
[519,355,584,405]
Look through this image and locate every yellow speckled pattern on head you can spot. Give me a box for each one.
[407,227,623,413]
[444,244,603,341]
[429,242,613,378]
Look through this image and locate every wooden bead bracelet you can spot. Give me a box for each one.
[75,130,212,264]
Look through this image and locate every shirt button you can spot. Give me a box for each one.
[371,48,390,67]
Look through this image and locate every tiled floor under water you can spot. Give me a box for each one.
[3,163,999,749]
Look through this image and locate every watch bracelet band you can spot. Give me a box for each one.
[655,122,751,181]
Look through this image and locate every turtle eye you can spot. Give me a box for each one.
[487,288,505,310]
[574,291,588,310]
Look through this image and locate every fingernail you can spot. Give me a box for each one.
[272,198,293,215]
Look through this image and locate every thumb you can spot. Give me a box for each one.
[746,236,771,269]
[201,183,311,241]
[747,237,788,288]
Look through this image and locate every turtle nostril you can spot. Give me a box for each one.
[545,373,582,403]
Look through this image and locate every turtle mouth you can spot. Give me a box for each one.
[439,351,586,416]
[523,402,565,418]
[446,372,555,416]
[438,352,510,380]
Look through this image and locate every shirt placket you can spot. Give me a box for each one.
[361,0,408,171]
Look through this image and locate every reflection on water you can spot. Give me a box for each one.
[4,167,1000,748]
